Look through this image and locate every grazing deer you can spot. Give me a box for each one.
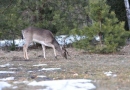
[22,27,67,59]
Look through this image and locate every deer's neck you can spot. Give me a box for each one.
[52,39,62,53]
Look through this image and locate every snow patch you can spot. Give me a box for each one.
[37,75,46,78]
[0,35,100,47]
[0,63,13,68]
[56,35,86,45]
[0,82,11,90]
[28,71,33,73]
[0,77,14,81]
[39,68,61,71]
[33,64,47,67]
[0,71,15,74]
[28,79,96,90]
[104,71,117,77]
[13,81,29,84]
[0,39,24,47]
[12,86,18,89]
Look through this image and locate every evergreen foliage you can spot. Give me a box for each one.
[14,0,89,34]
[71,0,130,53]
[0,0,130,52]
[0,0,89,50]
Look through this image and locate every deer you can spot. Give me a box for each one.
[22,26,68,60]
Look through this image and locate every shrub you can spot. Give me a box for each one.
[71,0,130,53]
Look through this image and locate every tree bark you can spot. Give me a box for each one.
[124,0,130,30]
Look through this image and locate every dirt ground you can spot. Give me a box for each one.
[0,45,130,90]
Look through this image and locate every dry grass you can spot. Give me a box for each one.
[0,46,130,90]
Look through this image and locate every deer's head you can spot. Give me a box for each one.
[61,46,68,59]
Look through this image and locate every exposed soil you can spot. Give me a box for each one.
[0,45,130,90]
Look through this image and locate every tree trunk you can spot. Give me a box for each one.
[124,0,130,30]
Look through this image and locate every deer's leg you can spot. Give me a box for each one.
[51,45,57,58]
[23,45,25,59]
[23,44,29,60]
[42,45,46,59]
[46,44,57,59]
[23,44,26,59]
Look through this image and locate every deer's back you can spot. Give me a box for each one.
[22,27,56,44]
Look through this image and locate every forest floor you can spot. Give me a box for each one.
[0,45,130,90]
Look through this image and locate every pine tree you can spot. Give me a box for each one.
[71,0,130,53]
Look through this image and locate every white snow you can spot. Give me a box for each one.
[13,81,29,84]
[0,79,96,90]
[33,64,47,67]
[28,71,33,73]
[104,71,117,77]
[104,71,113,76]
[0,63,13,68]
[12,86,18,89]
[0,39,24,47]
[37,75,46,78]
[0,71,15,74]
[0,35,100,47]
[0,82,11,90]
[56,35,86,45]
[0,77,14,81]
[39,68,61,71]
[28,79,96,90]
[94,35,101,41]
[0,63,96,90]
